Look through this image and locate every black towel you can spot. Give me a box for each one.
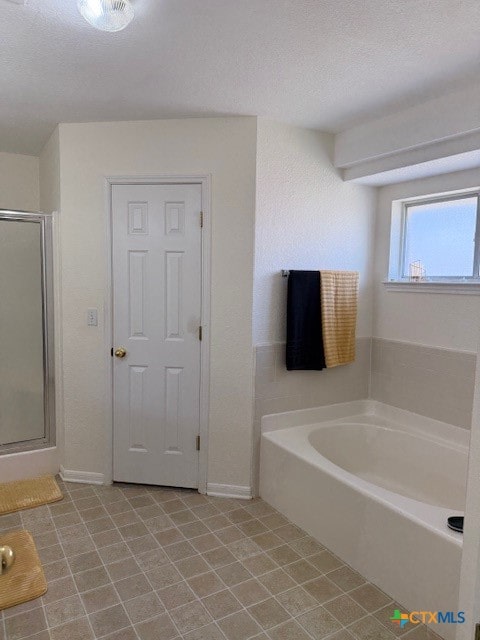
[286,270,326,371]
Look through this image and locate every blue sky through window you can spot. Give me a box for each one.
[403,197,478,278]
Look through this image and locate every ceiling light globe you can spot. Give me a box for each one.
[77,0,134,32]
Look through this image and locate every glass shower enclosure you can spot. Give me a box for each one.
[0,210,55,452]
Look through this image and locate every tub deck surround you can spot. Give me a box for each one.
[0,447,59,483]
[253,339,371,495]
[371,338,476,430]
[0,479,442,640]
[260,401,467,640]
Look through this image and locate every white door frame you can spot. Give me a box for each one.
[103,175,211,493]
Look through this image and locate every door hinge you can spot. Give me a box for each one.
[200,211,203,228]
[198,325,202,341]
[196,435,200,451]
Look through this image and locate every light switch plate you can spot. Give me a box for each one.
[87,308,98,327]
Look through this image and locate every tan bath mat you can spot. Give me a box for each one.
[0,530,47,609]
[0,475,62,515]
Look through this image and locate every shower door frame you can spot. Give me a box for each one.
[0,209,55,453]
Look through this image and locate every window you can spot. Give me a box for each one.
[389,191,480,282]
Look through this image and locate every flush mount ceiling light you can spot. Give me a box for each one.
[77,0,134,32]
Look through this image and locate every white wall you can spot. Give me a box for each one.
[254,119,376,345]
[0,151,39,211]
[39,127,60,214]
[374,167,480,351]
[55,117,257,488]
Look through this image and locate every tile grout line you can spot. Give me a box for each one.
[61,481,147,640]
[19,505,67,640]
[7,487,282,635]
[118,487,295,638]
[2,484,83,640]
[113,485,220,639]
[55,500,145,640]
[146,495,329,638]
[10,499,326,640]
[55,483,187,637]
[48,482,115,640]
[77,485,378,639]
[78,482,194,639]
[91,482,226,639]
[0,480,430,640]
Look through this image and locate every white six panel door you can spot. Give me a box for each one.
[112,184,202,487]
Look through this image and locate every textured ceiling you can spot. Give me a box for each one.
[1,0,479,155]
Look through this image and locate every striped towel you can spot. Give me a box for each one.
[320,271,359,368]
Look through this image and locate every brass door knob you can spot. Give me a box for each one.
[114,347,127,358]
[0,546,15,574]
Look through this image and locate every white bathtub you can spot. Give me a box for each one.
[259,400,468,640]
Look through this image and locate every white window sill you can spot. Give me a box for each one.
[383,281,480,295]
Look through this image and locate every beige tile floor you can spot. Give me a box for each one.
[0,480,442,640]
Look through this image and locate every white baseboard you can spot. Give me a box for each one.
[206,483,252,500]
[60,466,105,485]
